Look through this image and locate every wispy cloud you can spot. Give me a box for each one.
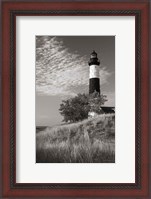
[36,36,110,97]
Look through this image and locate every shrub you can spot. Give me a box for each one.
[59,92,107,123]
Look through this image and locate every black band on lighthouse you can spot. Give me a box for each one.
[89,78,100,94]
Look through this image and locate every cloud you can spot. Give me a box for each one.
[36,36,110,97]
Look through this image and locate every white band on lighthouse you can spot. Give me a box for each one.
[89,64,100,79]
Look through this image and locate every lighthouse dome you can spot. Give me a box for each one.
[90,50,97,58]
[88,50,100,66]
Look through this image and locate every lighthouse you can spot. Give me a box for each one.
[88,51,100,95]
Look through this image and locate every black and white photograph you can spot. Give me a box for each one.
[36,36,115,163]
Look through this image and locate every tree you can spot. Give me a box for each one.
[89,91,107,114]
[59,91,108,123]
[59,93,90,123]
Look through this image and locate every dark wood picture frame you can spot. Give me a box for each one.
[1,0,150,198]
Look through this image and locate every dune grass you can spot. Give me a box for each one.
[36,114,115,163]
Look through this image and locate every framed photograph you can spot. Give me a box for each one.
[2,0,150,198]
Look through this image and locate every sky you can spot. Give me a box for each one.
[36,36,115,126]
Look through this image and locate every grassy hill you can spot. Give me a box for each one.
[36,113,115,163]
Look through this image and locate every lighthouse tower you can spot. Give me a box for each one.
[88,51,100,95]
